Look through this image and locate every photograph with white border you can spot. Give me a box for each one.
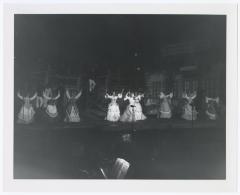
[2,1,238,192]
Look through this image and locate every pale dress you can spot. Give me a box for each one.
[106,95,121,122]
[18,97,35,124]
[134,96,147,121]
[120,97,137,122]
[159,97,172,119]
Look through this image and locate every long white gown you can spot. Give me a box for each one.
[105,94,122,122]
[120,95,136,122]
[181,92,198,121]
[120,93,146,122]
[17,92,37,124]
[134,95,147,121]
[158,92,172,119]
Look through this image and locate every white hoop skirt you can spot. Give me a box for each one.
[120,105,135,122]
[17,105,35,124]
[106,102,120,122]
[134,103,147,121]
[120,103,146,122]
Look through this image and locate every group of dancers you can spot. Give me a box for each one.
[17,87,83,124]
[16,84,221,125]
[105,91,146,122]
[105,90,222,122]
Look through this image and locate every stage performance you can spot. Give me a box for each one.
[105,91,122,122]
[14,14,226,180]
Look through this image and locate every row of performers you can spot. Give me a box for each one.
[105,91,220,122]
[16,88,82,124]
[16,88,220,124]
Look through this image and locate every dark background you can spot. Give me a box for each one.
[14,14,226,92]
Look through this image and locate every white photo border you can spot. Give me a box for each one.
[2,2,238,192]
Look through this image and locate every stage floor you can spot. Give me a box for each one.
[15,117,224,131]
[14,118,226,179]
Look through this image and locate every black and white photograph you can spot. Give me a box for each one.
[13,13,227,180]
[2,0,240,192]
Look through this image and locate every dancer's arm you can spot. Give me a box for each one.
[182,92,186,99]
[168,92,173,98]
[124,94,129,101]
[30,92,37,101]
[75,90,82,99]
[186,94,191,101]
[17,92,23,100]
[43,91,51,100]
[105,93,111,99]
[66,89,71,99]
[182,93,190,102]
[191,92,197,100]
[205,97,209,103]
[137,95,143,101]
[53,91,60,100]
[117,89,124,99]
[159,92,165,99]
[118,93,123,99]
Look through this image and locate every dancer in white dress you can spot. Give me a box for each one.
[182,91,198,120]
[134,93,147,121]
[205,97,219,120]
[65,89,82,122]
[158,92,173,119]
[17,91,37,124]
[105,91,122,122]
[43,90,60,122]
[120,92,136,122]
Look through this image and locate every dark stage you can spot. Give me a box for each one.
[14,14,226,180]
[14,117,225,179]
